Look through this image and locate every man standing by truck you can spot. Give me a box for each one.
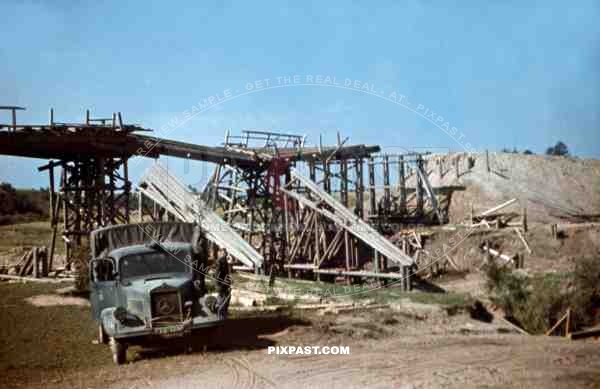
[215,251,231,320]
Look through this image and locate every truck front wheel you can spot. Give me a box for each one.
[110,337,127,365]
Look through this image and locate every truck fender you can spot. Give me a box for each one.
[100,307,120,337]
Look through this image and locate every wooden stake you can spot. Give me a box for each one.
[514,227,532,254]
[546,309,570,336]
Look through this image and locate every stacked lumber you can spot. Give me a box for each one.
[15,247,49,278]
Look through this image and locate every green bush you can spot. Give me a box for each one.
[570,257,600,328]
[484,261,570,334]
[485,257,600,334]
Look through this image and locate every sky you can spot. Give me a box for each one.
[1,0,599,188]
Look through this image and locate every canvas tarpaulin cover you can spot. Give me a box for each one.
[90,222,196,258]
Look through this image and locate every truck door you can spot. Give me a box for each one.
[89,258,117,321]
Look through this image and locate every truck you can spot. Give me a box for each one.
[89,222,226,364]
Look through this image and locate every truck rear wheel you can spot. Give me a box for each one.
[110,337,127,365]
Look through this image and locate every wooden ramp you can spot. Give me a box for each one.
[138,163,264,269]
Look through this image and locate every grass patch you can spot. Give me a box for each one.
[0,221,65,256]
[0,282,107,372]
[232,273,471,309]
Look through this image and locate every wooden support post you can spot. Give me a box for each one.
[95,158,105,226]
[49,108,54,126]
[470,202,474,226]
[309,160,316,182]
[551,224,558,240]
[398,155,406,214]
[49,225,57,273]
[355,158,364,218]
[314,219,320,282]
[344,230,350,284]
[138,190,143,222]
[403,266,412,291]
[11,108,17,131]
[123,158,130,223]
[340,159,348,207]
[61,169,70,266]
[455,156,459,179]
[486,150,490,173]
[32,247,39,278]
[323,160,331,193]
[368,157,376,216]
[415,155,424,217]
[373,250,379,273]
[48,164,55,224]
[41,247,48,277]
[522,205,528,233]
[383,155,390,215]
[352,238,359,270]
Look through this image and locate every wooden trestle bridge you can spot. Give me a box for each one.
[0,106,446,288]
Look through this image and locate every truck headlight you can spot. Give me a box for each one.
[204,296,217,313]
[113,307,144,327]
[113,307,128,323]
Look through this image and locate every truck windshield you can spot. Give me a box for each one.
[120,250,190,280]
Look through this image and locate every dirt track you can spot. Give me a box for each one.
[3,280,600,389]
[57,332,600,389]
[10,310,600,389]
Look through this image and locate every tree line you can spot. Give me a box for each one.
[501,141,570,156]
[0,183,50,225]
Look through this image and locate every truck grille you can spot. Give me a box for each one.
[151,290,183,325]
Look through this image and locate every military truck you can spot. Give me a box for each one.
[89,222,227,364]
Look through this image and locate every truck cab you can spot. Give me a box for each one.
[89,223,224,364]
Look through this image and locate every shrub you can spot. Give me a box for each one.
[570,257,600,328]
[485,257,600,334]
[484,260,569,333]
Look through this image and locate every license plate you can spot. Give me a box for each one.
[154,324,184,336]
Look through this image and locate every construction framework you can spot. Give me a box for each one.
[193,130,448,287]
[1,107,446,288]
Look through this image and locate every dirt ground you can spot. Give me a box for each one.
[2,282,600,389]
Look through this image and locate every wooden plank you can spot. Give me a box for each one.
[568,326,600,340]
[0,274,73,283]
[514,227,532,254]
[501,317,529,335]
[479,198,517,217]
[482,245,514,264]
[18,250,33,276]
[545,310,569,336]
[445,254,460,271]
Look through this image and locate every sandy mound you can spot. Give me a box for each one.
[404,153,600,223]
